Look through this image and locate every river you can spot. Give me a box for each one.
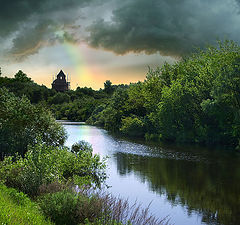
[64,123,240,225]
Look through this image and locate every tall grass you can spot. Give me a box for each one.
[79,188,170,225]
[0,184,53,225]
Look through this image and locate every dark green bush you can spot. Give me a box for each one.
[48,92,71,104]
[120,116,145,137]
[38,190,104,225]
[38,190,79,225]
[71,140,93,154]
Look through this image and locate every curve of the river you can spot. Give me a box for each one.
[64,123,240,225]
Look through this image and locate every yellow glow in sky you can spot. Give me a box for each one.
[3,43,176,90]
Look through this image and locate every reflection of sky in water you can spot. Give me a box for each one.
[64,124,208,225]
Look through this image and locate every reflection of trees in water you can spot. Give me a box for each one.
[114,152,240,225]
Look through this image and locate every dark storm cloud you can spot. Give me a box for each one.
[2,0,240,60]
[9,20,80,59]
[87,0,240,56]
[0,0,92,37]
[1,0,101,60]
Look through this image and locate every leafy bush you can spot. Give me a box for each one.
[71,140,93,154]
[38,190,79,225]
[0,184,52,225]
[120,116,145,137]
[0,142,107,196]
[38,190,104,225]
[0,88,67,157]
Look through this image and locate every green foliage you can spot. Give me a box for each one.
[126,82,146,117]
[86,103,108,126]
[0,88,67,157]
[0,70,55,104]
[38,190,105,225]
[0,142,107,196]
[88,88,129,132]
[155,40,240,146]
[68,97,98,121]
[14,70,32,82]
[104,80,114,94]
[89,40,240,149]
[71,140,93,154]
[48,92,71,104]
[49,90,108,121]
[38,190,79,225]
[0,184,53,225]
[120,116,145,137]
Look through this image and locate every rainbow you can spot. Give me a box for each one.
[63,42,105,89]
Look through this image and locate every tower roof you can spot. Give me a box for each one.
[57,70,66,77]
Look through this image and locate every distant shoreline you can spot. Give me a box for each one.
[56,120,86,125]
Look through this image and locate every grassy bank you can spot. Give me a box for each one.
[0,184,52,225]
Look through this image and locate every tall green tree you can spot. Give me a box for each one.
[0,88,66,158]
[104,80,114,94]
[14,70,32,82]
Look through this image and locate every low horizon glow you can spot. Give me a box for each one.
[2,43,176,90]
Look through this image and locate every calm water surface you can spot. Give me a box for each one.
[64,124,240,225]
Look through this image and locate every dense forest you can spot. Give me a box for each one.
[1,41,239,149]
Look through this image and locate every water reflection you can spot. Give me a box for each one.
[64,124,240,225]
[113,152,240,225]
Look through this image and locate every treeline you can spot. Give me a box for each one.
[87,41,240,149]
[0,70,126,121]
[1,40,239,149]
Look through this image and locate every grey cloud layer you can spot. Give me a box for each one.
[0,0,96,37]
[1,0,101,60]
[1,0,240,60]
[87,0,240,56]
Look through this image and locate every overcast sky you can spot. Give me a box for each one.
[1,0,240,89]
